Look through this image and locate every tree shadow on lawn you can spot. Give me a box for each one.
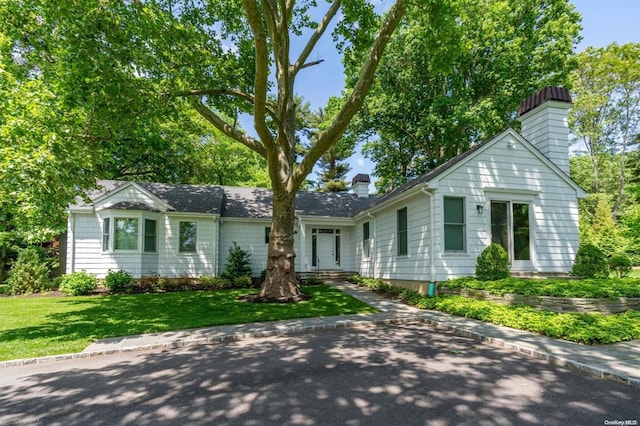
[0,287,377,359]
[0,323,637,425]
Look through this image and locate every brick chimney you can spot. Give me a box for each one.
[516,87,572,175]
[351,174,370,198]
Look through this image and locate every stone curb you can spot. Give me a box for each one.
[417,317,640,389]
[2,313,637,390]
[0,315,424,369]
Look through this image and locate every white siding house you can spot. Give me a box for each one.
[67,87,586,284]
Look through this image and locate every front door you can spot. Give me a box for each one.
[490,201,532,270]
[312,228,341,270]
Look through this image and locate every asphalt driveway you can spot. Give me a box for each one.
[1,323,638,425]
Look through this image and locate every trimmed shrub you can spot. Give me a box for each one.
[6,248,51,295]
[609,254,632,278]
[233,275,252,288]
[475,244,510,281]
[59,271,97,296]
[104,269,135,293]
[199,275,231,290]
[222,242,253,280]
[572,243,608,278]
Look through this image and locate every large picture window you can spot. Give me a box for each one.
[179,221,197,253]
[444,197,465,252]
[114,218,139,251]
[397,208,408,256]
[144,219,157,253]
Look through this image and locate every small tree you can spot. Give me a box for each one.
[476,244,510,281]
[608,254,633,278]
[222,243,253,281]
[6,248,51,294]
[572,243,609,278]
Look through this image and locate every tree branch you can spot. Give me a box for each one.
[242,0,276,151]
[175,88,280,125]
[293,0,407,189]
[189,98,268,158]
[292,0,342,76]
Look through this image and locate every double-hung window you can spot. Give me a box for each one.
[444,197,465,252]
[397,208,408,256]
[144,219,157,253]
[102,218,110,251]
[179,221,197,253]
[363,221,371,258]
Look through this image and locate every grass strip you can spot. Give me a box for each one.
[0,285,378,361]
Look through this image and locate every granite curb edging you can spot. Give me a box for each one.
[0,314,424,369]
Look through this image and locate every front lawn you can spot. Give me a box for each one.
[440,276,640,298]
[0,285,378,361]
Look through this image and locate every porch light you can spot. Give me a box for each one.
[476,204,484,215]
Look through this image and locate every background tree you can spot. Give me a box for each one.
[569,43,640,216]
[305,96,358,192]
[351,0,581,192]
[1,0,408,300]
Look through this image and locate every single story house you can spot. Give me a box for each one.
[66,87,587,287]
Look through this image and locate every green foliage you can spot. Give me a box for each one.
[569,43,640,216]
[475,244,510,281]
[6,248,51,295]
[578,194,628,257]
[104,270,135,294]
[356,0,581,192]
[608,254,633,278]
[198,275,231,290]
[440,276,640,298]
[352,277,640,344]
[430,296,640,345]
[233,276,253,289]
[222,242,253,281]
[572,243,609,278]
[59,271,98,296]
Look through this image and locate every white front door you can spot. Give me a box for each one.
[312,228,341,270]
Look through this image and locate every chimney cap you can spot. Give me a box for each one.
[352,174,371,185]
[517,87,571,118]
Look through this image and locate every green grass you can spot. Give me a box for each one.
[631,268,640,278]
[440,276,640,298]
[0,285,378,361]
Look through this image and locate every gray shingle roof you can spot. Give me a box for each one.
[221,186,376,218]
[137,182,224,214]
[77,180,375,218]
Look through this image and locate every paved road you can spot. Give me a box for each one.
[1,323,638,426]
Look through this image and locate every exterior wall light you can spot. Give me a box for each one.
[476,204,484,214]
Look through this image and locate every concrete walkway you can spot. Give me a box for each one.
[3,281,639,388]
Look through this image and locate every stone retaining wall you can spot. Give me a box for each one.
[437,287,640,315]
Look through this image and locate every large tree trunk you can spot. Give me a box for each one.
[258,189,307,302]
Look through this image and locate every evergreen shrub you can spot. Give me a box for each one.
[475,243,510,281]
[222,242,253,280]
[572,243,608,278]
[7,248,51,294]
[608,254,632,278]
